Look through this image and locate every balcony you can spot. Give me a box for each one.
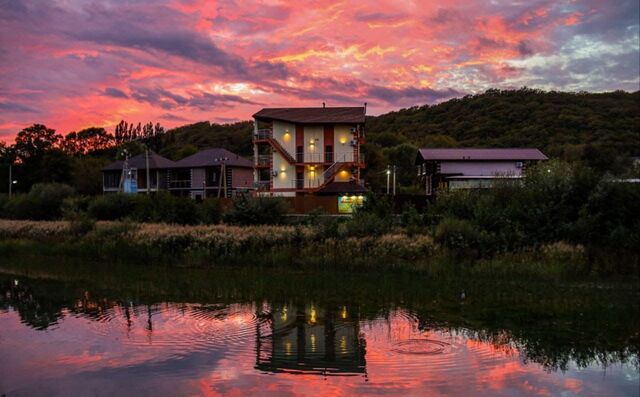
[256,154,271,167]
[168,180,191,189]
[254,128,273,140]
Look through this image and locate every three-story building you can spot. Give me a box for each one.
[253,106,367,196]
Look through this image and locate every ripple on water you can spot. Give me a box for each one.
[75,303,260,365]
[391,339,451,355]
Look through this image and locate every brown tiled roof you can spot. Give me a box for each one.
[102,151,175,171]
[416,148,547,163]
[253,107,366,124]
[173,148,252,168]
[316,181,369,195]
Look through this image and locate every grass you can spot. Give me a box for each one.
[0,219,604,281]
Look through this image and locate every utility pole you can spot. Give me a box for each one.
[393,165,397,196]
[145,148,150,194]
[386,165,391,195]
[8,163,12,197]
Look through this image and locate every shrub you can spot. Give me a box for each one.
[88,194,137,220]
[224,196,288,225]
[344,211,392,237]
[147,193,199,225]
[2,183,75,220]
[399,204,426,235]
[434,217,485,254]
[65,211,96,236]
[199,198,222,224]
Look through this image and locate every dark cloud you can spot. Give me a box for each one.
[102,87,128,99]
[354,11,407,23]
[0,101,38,113]
[366,86,462,105]
[160,113,190,122]
[517,41,536,56]
[427,8,465,24]
[130,86,259,111]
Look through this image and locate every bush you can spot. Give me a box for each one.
[88,194,137,220]
[343,211,392,237]
[2,183,75,220]
[399,204,426,235]
[199,198,222,224]
[224,196,288,225]
[434,217,486,255]
[145,193,199,225]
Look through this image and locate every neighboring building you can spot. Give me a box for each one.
[415,148,548,195]
[252,106,367,197]
[169,148,253,199]
[101,148,253,198]
[102,151,175,194]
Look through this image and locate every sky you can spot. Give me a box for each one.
[0,0,638,141]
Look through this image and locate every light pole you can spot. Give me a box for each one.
[392,165,397,196]
[386,166,391,195]
[8,163,11,197]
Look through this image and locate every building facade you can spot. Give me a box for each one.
[415,148,548,195]
[252,107,366,197]
[101,148,253,198]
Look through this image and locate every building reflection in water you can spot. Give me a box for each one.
[255,303,367,378]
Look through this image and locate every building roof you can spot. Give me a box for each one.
[173,148,253,168]
[102,151,175,171]
[416,148,548,164]
[253,107,366,124]
[316,181,369,195]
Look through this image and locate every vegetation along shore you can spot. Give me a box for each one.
[1,161,638,278]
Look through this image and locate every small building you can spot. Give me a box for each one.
[169,148,253,199]
[415,148,548,195]
[102,151,175,194]
[101,148,253,198]
[252,106,367,197]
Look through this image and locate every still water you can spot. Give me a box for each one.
[0,257,638,396]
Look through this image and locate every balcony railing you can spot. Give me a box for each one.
[256,154,271,166]
[254,129,272,140]
[168,180,191,189]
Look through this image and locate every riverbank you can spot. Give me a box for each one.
[0,219,599,279]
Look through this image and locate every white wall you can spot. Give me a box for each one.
[272,152,295,189]
[272,120,296,157]
[334,124,354,162]
[439,161,522,176]
[303,125,323,162]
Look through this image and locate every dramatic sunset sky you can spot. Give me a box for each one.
[0,0,638,141]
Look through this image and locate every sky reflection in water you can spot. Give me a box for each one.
[1,280,638,397]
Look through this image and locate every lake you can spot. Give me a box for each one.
[0,256,638,396]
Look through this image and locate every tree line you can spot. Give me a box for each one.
[1,88,638,195]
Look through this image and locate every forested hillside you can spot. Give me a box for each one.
[1,89,638,194]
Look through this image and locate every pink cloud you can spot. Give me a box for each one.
[0,0,637,141]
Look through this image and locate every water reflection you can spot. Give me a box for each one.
[0,262,639,397]
[255,304,366,377]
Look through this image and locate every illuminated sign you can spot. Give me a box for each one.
[338,194,365,214]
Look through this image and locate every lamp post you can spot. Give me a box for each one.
[386,166,391,195]
[8,163,11,197]
[392,165,397,196]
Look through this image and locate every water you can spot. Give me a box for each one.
[0,257,638,396]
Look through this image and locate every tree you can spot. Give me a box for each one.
[14,124,61,163]
[63,127,115,156]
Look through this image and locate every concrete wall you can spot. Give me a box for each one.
[191,167,206,188]
[272,152,295,189]
[232,168,253,188]
[303,125,324,162]
[272,120,296,157]
[440,161,522,176]
[334,124,355,162]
